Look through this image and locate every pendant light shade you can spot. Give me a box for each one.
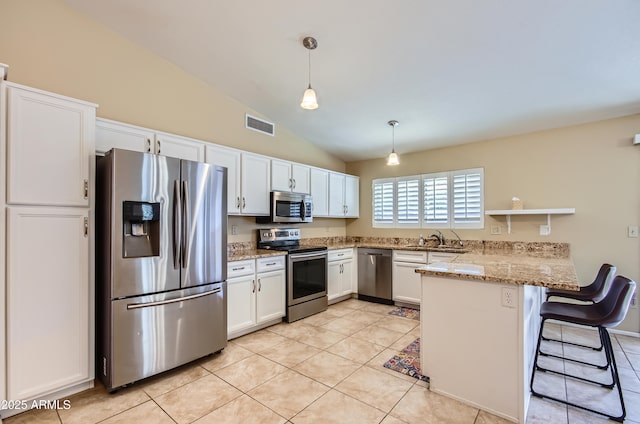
[300,36,319,110]
[301,86,318,110]
[386,120,400,166]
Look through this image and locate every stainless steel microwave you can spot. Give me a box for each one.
[266,191,313,223]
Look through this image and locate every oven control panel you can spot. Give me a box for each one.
[259,228,301,242]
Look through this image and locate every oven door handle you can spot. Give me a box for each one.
[289,251,327,260]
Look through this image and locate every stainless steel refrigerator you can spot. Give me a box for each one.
[96,148,227,391]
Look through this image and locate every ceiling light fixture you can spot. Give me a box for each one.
[300,36,318,110]
[386,120,400,166]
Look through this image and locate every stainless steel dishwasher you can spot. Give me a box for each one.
[357,248,393,304]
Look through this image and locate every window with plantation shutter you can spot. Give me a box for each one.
[397,176,420,226]
[423,173,449,228]
[452,168,483,228]
[371,168,483,229]
[372,178,395,227]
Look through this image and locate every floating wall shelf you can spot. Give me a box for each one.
[485,208,576,234]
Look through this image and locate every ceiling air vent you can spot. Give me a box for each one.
[245,114,275,136]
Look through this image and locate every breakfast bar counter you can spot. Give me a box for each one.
[416,253,578,423]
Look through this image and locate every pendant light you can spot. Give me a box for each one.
[300,36,319,110]
[386,120,400,166]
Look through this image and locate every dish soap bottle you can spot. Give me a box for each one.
[418,234,425,246]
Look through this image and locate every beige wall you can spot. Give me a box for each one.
[0,0,344,172]
[347,115,640,332]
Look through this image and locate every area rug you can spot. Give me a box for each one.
[383,338,429,383]
[388,306,420,321]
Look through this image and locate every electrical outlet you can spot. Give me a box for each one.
[502,287,516,308]
[539,225,550,236]
[490,225,501,235]
[231,224,238,235]
[628,225,638,238]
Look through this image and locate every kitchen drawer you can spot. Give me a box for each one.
[328,248,353,262]
[393,250,427,264]
[227,259,255,278]
[256,255,285,273]
[428,252,459,264]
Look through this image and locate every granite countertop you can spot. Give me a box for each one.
[415,253,579,290]
[228,249,287,261]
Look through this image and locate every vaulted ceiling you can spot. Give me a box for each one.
[64,0,640,161]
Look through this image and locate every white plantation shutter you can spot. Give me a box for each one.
[452,168,484,228]
[372,178,395,227]
[423,173,449,227]
[397,176,420,226]
[372,168,483,229]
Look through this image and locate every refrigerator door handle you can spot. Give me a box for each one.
[181,180,189,268]
[173,180,181,269]
[126,287,222,310]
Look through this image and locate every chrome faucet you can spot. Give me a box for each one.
[450,229,464,247]
[429,230,445,246]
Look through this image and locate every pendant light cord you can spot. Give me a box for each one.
[308,48,312,88]
[391,124,396,153]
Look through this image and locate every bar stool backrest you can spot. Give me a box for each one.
[591,263,616,302]
[597,275,636,328]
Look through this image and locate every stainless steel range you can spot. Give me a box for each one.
[258,228,327,322]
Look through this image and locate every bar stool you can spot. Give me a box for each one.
[542,263,616,351]
[530,275,636,422]
[546,263,616,302]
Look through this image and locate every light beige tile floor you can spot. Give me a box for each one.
[4,299,640,424]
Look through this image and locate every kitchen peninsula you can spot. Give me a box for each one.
[416,249,579,423]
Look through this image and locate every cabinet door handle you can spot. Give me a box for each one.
[242,197,246,209]
[252,280,256,293]
[293,178,296,189]
[265,262,277,266]
[236,197,241,209]
[146,138,151,152]
[83,217,88,237]
[83,179,88,199]
[156,139,161,154]
[232,266,245,271]
[258,278,262,292]
[289,178,292,189]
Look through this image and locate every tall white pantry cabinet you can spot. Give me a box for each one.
[0,80,96,415]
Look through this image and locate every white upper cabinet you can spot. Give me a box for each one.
[7,84,96,207]
[344,174,360,218]
[153,132,205,162]
[291,163,311,194]
[205,144,242,214]
[96,118,204,162]
[241,153,271,216]
[271,159,293,192]
[271,159,310,194]
[310,167,329,217]
[328,172,346,217]
[96,119,153,155]
[328,172,359,218]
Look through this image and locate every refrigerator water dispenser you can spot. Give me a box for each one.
[122,201,160,258]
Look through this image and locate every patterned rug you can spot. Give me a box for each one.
[388,306,420,321]
[383,338,429,383]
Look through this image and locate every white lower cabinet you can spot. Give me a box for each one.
[227,256,285,339]
[226,260,257,335]
[6,207,91,401]
[427,252,459,264]
[327,248,355,303]
[392,251,428,306]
